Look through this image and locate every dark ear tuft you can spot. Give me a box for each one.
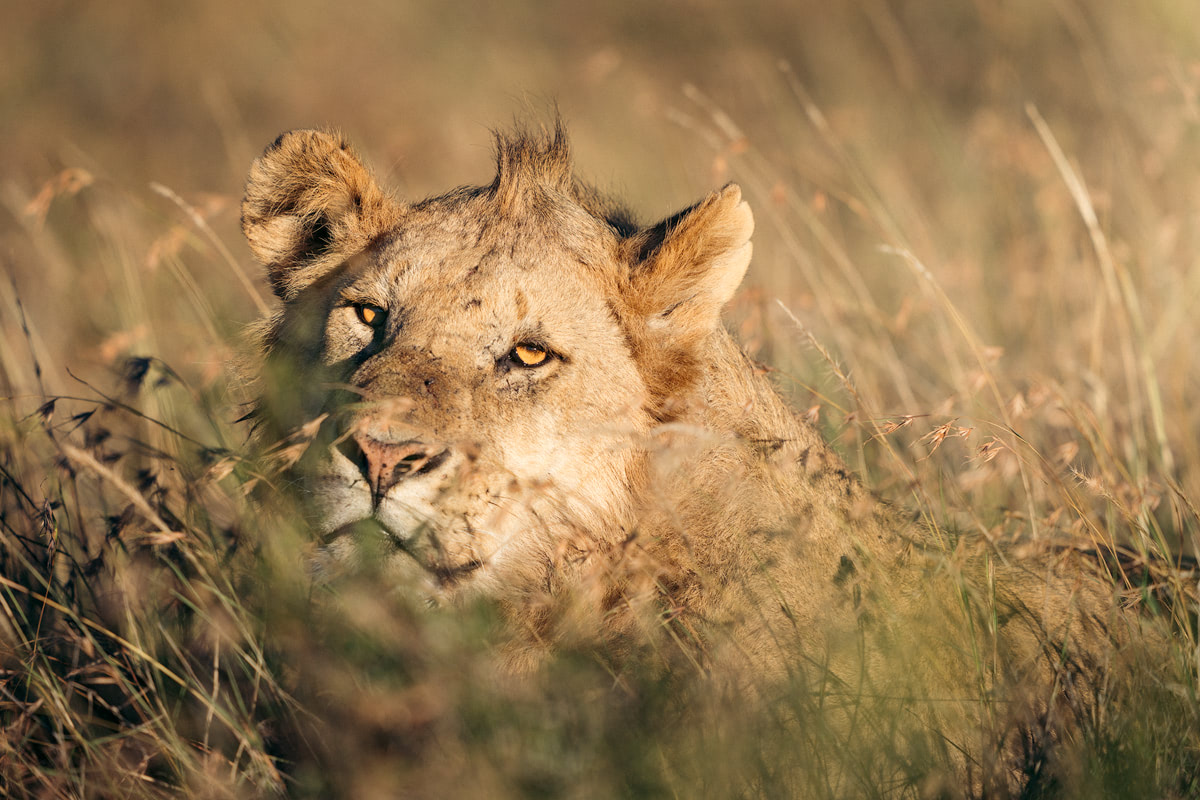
[241,130,405,300]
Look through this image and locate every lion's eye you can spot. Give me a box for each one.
[354,304,387,328]
[511,343,548,367]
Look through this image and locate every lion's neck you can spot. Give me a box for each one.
[690,329,823,454]
[637,328,900,626]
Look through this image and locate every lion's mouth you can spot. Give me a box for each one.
[428,558,484,586]
[323,517,485,586]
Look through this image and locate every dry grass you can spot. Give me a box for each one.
[2,1,1199,797]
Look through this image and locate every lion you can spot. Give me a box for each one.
[240,123,1143,782]
[240,121,907,659]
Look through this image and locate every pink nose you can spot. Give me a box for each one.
[348,434,448,501]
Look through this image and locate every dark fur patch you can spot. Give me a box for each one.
[832,554,856,586]
[304,216,334,259]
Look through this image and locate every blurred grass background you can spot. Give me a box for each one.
[2,1,1200,797]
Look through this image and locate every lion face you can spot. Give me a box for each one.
[242,127,753,598]
[300,205,651,594]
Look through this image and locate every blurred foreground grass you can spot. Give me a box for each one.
[2,1,1200,797]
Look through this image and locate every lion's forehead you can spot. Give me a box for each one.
[365,225,621,341]
[377,198,619,279]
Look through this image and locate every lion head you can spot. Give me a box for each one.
[241,124,779,616]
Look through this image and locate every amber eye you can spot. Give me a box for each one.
[511,343,548,367]
[354,304,386,328]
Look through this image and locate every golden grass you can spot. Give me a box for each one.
[2,1,1199,796]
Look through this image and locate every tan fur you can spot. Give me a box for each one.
[242,130,405,300]
[241,124,1134,727]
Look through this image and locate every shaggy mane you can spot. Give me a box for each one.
[489,120,639,236]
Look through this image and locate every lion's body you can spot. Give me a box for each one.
[240,124,1129,721]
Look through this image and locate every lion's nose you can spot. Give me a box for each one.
[342,433,449,502]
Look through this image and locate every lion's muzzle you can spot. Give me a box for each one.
[340,432,450,505]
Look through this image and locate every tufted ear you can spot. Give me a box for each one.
[241,129,405,300]
[618,184,753,415]
[625,183,754,346]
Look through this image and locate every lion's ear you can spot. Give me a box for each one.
[625,184,753,346]
[241,130,404,300]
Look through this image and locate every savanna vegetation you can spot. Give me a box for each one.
[1,1,1198,797]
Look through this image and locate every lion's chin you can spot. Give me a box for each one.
[425,556,485,587]
[318,516,486,590]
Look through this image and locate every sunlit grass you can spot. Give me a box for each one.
[3,1,1200,797]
